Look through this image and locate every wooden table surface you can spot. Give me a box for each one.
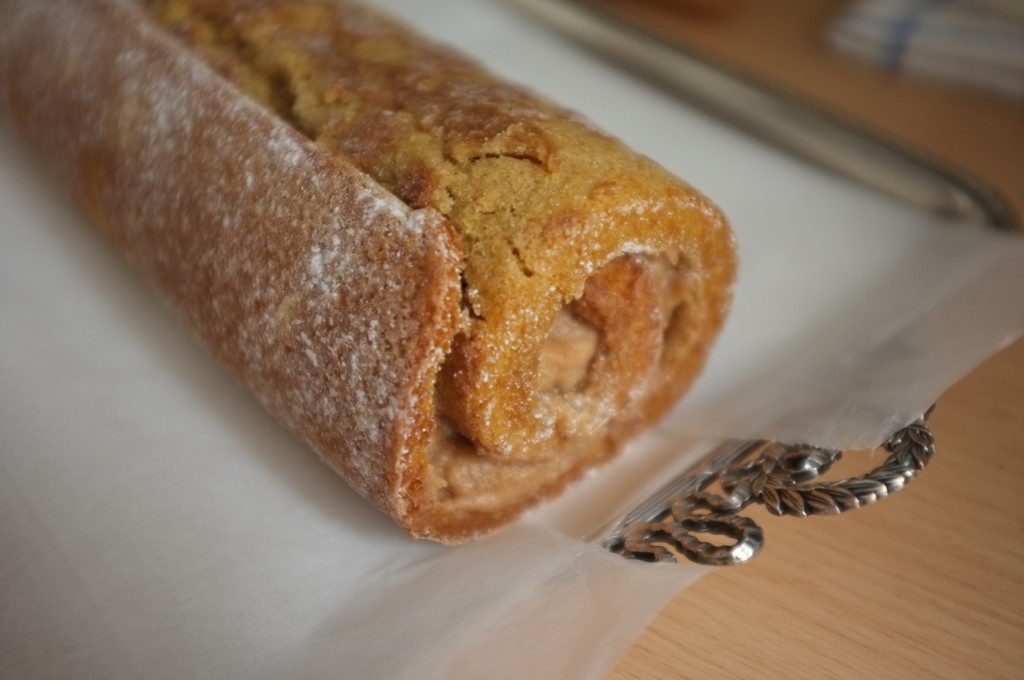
[609,338,1024,679]
[595,1,1024,677]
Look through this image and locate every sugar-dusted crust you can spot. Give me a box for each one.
[0,0,462,522]
[0,0,736,542]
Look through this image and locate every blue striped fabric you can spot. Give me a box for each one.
[884,0,948,68]
[829,0,1024,101]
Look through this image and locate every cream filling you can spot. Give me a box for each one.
[535,308,600,393]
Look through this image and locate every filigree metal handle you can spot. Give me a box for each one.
[606,411,936,566]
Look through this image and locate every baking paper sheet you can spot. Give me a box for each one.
[2,1,1022,678]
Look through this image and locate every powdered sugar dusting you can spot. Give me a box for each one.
[0,0,462,514]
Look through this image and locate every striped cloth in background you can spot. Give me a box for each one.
[829,0,1024,101]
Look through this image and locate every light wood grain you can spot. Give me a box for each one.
[609,337,1024,679]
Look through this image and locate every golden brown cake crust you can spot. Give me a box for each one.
[1,0,736,543]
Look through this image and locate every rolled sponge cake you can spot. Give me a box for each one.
[0,0,736,542]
